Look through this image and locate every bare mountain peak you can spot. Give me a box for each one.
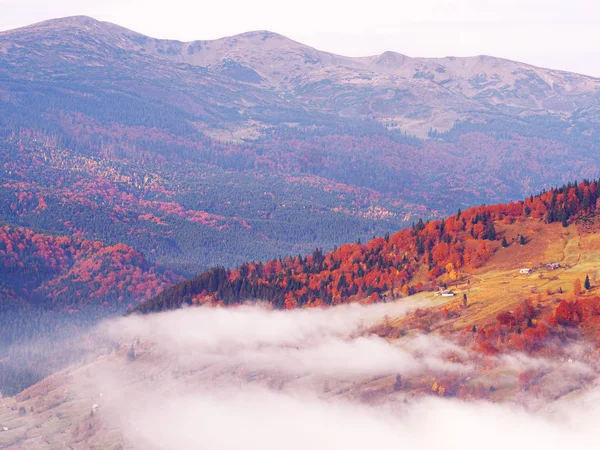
[371,50,410,67]
[12,15,118,34]
[2,16,588,76]
[203,29,314,54]
[29,15,101,27]
[2,15,600,137]
[0,15,143,46]
[227,30,287,41]
[379,50,408,59]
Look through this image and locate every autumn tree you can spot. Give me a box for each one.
[496,311,517,327]
[555,300,573,325]
[573,279,583,296]
[134,179,600,315]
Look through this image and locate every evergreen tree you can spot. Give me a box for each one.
[519,234,526,245]
[501,236,508,248]
[585,274,591,290]
[485,221,497,240]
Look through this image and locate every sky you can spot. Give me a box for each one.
[1,0,599,77]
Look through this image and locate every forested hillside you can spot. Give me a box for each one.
[0,223,181,308]
[0,133,410,275]
[135,180,599,313]
[1,124,597,277]
[0,223,181,395]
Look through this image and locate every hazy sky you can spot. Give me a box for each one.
[1,0,599,77]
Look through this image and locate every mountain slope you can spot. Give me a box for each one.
[4,219,600,447]
[0,223,181,309]
[3,16,600,137]
[0,134,413,275]
[2,17,600,284]
[134,180,599,313]
[0,222,182,395]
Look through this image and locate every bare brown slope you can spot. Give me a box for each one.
[3,16,600,136]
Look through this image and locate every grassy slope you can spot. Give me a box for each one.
[400,219,599,330]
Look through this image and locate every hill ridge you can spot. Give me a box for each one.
[133,180,600,314]
[5,15,599,79]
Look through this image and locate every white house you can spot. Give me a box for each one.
[520,268,533,275]
[435,289,455,297]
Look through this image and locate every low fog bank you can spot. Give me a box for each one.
[116,385,600,450]
[65,301,600,449]
[101,299,461,378]
[105,299,427,350]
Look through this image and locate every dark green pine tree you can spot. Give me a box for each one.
[519,234,526,245]
[501,236,508,248]
[484,221,497,240]
[585,275,591,290]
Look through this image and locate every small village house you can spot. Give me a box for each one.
[435,289,455,297]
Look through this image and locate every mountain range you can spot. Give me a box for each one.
[4,16,600,137]
[3,14,600,448]
[2,16,600,395]
[1,16,600,278]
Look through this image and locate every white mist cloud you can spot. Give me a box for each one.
[73,301,600,450]
[103,300,424,352]
[111,383,600,450]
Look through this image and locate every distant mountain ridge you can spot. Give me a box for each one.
[2,16,600,137]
